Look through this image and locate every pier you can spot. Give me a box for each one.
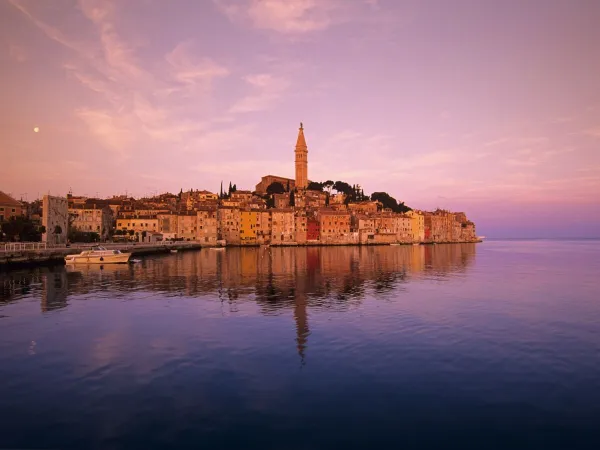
[0,242,202,270]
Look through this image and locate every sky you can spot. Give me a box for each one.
[1,0,599,238]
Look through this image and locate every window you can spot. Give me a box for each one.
[11,208,15,213]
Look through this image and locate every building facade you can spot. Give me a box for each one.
[42,195,68,245]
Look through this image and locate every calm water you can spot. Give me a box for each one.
[1,241,599,449]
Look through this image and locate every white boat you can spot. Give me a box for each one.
[210,247,225,251]
[65,246,131,264]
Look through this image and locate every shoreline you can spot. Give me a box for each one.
[1,240,481,270]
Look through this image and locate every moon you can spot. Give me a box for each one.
[33,127,39,133]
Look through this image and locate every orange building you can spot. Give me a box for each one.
[0,191,23,222]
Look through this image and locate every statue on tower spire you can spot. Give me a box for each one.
[300,122,303,130]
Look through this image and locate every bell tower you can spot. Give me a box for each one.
[295,122,308,189]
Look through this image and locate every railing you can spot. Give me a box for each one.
[1,240,201,253]
[2,242,48,252]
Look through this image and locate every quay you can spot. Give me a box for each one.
[0,242,202,270]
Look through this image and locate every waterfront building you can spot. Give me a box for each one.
[157,213,178,240]
[306,216,320,242]
[295,211,307,244]
[42,195,68,245]
[406,210,425,243]
[177,212,197,241]
[218,207,241,245]
[373,213,398,244]
[116,215,159,240]
[0,191,23,222]
[240,210,260,245]
[353,215,376,244]
[69,205,113,239]
[271,208,295,244]
[319,210,351,244]
[256,210,272,244]
[196,207,218,245]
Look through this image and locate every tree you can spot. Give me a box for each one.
[53,225,62,235]
[323,180,334,194]
[371,192,411,213]
[333,181,353,196]
[128,229,135,236]
[290,190,295,207]
[232,184,237,192]
[0,216,43,242]
[228,181,233,196]
[266,182,285,195]
[286,180,290,192]
[307,181,323,191]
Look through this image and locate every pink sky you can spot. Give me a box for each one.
[1,0,599,237]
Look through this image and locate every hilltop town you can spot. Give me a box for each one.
[1,124,478,246]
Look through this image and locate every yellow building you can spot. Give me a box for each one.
[406,210,425,243]
[240,210,260,245]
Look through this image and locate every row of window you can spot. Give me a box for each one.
[0,207,17,213]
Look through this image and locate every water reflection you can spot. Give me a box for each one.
[1,244,477,362]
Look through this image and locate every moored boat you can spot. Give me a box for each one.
[65,246,131,264]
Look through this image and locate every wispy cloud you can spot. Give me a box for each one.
[165,41,229,93]
[230,73,290,113]
[215,0,343,34]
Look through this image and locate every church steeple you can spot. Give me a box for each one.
[295,122,308,189]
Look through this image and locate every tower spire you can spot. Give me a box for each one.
[294,122,308,189]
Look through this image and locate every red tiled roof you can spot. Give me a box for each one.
[0,191,22,207]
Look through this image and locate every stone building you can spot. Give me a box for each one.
[353,215,376,244]
[406,210,425,243]
[218,207,241,245]
[295,211,307,244]
[197,207,218,245]
[319,210,351,244]
[157,213,178,240]
[42,195,68,245]
[274,193,290,208]
[69,205,113,239]
[348,201,378,215]
[116,215,159,240]
[177,212,197,240]
[255,175,295,195]
[270,208,295,245]
[306,216,320,241]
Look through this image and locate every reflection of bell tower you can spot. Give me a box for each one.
[294,292,310,364]
[295,122,308,189]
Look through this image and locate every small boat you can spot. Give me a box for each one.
[170,249,178,253]
[390,243,401,246]
[65,246,131,264]
[210,247,225,251]
[413,243,420,246]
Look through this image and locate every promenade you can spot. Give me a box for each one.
[0,241,202,269]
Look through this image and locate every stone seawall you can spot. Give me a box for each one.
[0,243,202,270]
